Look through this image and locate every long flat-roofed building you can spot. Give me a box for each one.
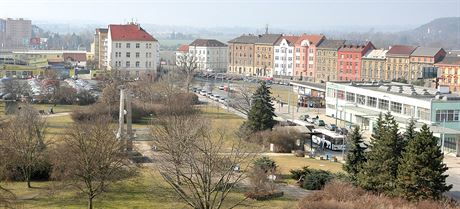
[325,81,460,156]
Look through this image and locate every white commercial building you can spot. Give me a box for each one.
[185,39,227,72]
[106,23,160,78]
[325,81,460,156]
[274,36,298,77]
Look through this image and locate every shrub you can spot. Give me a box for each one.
[302,169,333,190]
[245,127,302,153]
[290,166,311,180]
[245,191,284,201]
[298,181,460,209]
[76,90,97,105]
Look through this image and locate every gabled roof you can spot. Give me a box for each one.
[177,44,189,52]
[435,56,460,66]
[387,45,417,57]
[317,39,346,50]
[189,39,227,47]
[411,47,445,57]
[295,34,325,46]
[362,49,388,60]
[339,41,374,52]
[228,34,282,45]
[109,24,157,42]
[275,35,300,46]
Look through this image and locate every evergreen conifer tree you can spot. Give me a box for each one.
[244,81,276,132]
[343,126,366,182]
[358,112,405,194]
[396,124,452,200]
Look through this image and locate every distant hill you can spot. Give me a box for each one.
[328,17,460,49]
[400,17,460,49]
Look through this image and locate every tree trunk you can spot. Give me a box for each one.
[27,177,31,188]
[88,196,93,209]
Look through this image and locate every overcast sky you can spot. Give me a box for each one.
[1,0,459,29]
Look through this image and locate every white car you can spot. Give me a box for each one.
[199,90,207,96]
[218,85,225,90]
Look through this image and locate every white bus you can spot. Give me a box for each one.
[312,128,346,151]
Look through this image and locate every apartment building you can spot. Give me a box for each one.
[361,49,388,81]
[435,56,460,93]
[293,34,325,81]
[228,35,258,76]
[254,34,282,77]
[93,28,108,69]
[187,39,227,72]
[385,45,417,81]
[0,18,32,50]
[337,41,375,81]
[228,34,281,77]
[106,23,160,78]
[409,47,446,80]
[274,36,299,77]
[316,39,345,82]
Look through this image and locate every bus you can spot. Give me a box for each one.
[311,128,346,151]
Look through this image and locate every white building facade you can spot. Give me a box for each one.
[106,24,159,77]
[325,81,460,156]
[274,37,296,77]
[186,39,227,72]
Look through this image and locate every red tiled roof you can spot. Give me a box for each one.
[109,24,157,42]
[295,34,325,46]
[387,45,417,56]
[177,44,189,52]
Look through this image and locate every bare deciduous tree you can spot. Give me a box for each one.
[151,114,257,209]
[228,84,254,115]
[176,53,198,92]
[2,79,31,100]
[51,117,134,209]
[0,105,47,188]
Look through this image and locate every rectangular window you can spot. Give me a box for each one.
[357,94,365,105]
[390,101,402,114]
[378,99,389,110]
[126,43,130,48]
[136,43,140,48]
[346,92,355,102]
[337,90,345,100]
[367,96,377,108]
[126,61,130,67]
[135,61,140,67]
[136,52,140,58]
[126,52,130,58]
[418,107,430,121]
[436,110,460,122]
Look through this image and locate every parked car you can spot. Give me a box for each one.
[206,92,213,97]
[218,85,225,90]
[299,114,310,121]
[199,90,207,96]
[306,117,317,123]
[314,119,325,126]
[218,98,226,103]
[213,95,221,101]
[325,124,337,131]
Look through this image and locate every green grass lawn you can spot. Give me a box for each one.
[271,85,298,106]
[45,114,73,140]
[7,168,298,209]
[32,104,79,114]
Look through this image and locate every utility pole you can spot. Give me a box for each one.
[117,88,125,140]
[126,89,133,151]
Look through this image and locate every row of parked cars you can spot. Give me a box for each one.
[192,87,227,104]
[299,114,349,135]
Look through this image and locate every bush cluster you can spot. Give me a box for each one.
[298,181,460,209]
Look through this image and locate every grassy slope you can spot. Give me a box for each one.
[3,104,342,209]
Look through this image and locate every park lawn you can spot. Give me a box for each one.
[270,156,343,175]
[32,104,79,114]
[45,114,74,140]
[9,168,298,209]
[270,85,298,106]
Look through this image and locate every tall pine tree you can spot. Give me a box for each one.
[403,118,416,146]
[396,124,452,200]
[343,126,366,182]
[358,112,405,194]
[244,81,276,132]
